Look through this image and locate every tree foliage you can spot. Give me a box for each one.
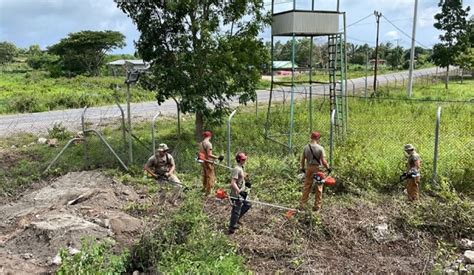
[117,0,270,139]
[432,0,471,88]
[48,30,126,76]
[0,41,18,66]
[26,44,59,70]
[387,46,404,69]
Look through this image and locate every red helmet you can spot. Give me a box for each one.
[203,131,212,138]
[235,152,247,162]
[311,131,321,140]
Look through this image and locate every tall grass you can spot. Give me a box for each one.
[0,71,155,113]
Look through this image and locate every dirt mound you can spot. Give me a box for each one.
[204,196,435,273]
[0,171,143,273]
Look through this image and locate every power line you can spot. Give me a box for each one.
[346,13,374,29]
[263,0,293,6]
[346,36,375,45]
[382,15,429,48]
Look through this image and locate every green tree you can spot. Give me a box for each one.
[26,44,58,70]
[117,0,270,139]
[48,30,126,76]
[455,15,474,81]
[387,46,404,69]
[350,44,372,65]
[27,44,42,56]
[456,47,474,82]
[0,41,18,66]
[432,0,471,89]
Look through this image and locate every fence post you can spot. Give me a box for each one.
[151,111,161,153]
[255,93,258,120]
[114,98,127,156]
[330,109,335,166]
[432,106,441,185]
[384,76,389,95]
[227,109,237,167]
[350,79,355,96]
[81,106,89,168]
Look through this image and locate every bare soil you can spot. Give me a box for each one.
[204,196,436,273]
[0,171,147,274]
[0,168,441,273]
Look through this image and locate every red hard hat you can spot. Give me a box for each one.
[235,152,247,162]
[311,131,321,140]
[203,131,212,138]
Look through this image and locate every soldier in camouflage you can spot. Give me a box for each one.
[403,144,421,201]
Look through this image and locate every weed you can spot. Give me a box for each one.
[47,122,72,140]
[123,201,151,215]
[129,191,246,273]
[57,238,129,275]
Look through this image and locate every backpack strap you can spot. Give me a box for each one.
[308,144,321,165]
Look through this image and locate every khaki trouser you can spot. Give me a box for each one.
[300,164,323,210]
[202,162,215,195]
[407,176,420,201]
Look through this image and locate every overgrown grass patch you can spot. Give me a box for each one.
[0,72,155,113]
[129,191,246,273]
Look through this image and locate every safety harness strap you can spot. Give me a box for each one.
[308,144,322,165]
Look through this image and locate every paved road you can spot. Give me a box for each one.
[0,67,448,137]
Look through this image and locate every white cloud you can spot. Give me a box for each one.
[385,30,399,39]
[419,7,438,28]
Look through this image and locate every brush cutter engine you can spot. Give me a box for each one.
[399,169,420,181]
[312,171,336,189]
[313,172,326,185]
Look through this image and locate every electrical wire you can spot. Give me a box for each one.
[382,15,430,48]
[346,13,374,29]
[346,36,375,45]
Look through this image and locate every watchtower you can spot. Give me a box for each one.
[264,0,347,151]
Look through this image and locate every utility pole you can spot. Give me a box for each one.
[365,50,369,97]
[407,0,418,97]
[373,10,382,93]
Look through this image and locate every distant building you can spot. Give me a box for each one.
[369,59,387,68]
[272,61,297,76]
[107,59,149,76]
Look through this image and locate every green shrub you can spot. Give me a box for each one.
[129,192,246,273]
[395,191,474,238]
[57,238,129,275]
[47,122,72,140]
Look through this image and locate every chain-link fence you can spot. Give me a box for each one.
[436,102,473,193]
[1,67,459,138]
[346,67,462,97]
[330,96,473,193]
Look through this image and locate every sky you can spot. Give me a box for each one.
[0,0,473,54]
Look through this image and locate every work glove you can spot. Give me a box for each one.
[245,180,252,188]
[239,191,248,200]
[327,168,332,175]
[300,168,306,174]
[218,155,224,162]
